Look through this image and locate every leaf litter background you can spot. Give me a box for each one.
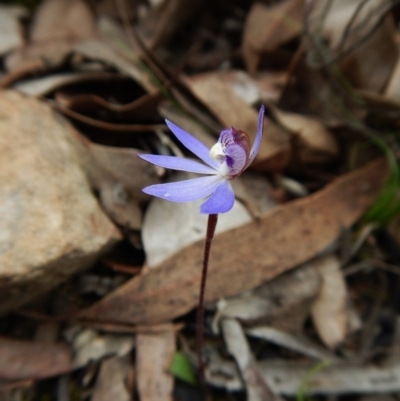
[1,0,400,400]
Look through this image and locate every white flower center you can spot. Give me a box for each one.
[209,142,225,162]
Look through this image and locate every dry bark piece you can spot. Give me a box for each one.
[0,90,120,314]
[242,0,304,74]
[136,324,175,401]
[221,318,278,401]
[0,337,72,380]
[184,74,291,171]
[79,159,388,325]
[92,356,132,401]
[311,254,349,348]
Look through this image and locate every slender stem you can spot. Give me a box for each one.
[197,213,218,385]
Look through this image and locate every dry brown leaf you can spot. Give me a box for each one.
[214,70,262,105]
[31,0,97,42]
[5,41,72,77]
[184,74,291,171]
[242,0,304,74]
[0,337,72,380]
[136,324,175,401]
[310,255,348,348]
[254,71,289,104]
[79,159,387,325]
[202,70,286,105]
[4,0,97,81]
[269,106,339,164]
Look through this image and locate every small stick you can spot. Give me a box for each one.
[197,213,218,385]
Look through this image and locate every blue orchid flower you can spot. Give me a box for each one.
[139,105,265,214]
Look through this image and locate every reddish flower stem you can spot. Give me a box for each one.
[197,213,218,386]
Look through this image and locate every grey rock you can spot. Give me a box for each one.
[0,90,121,314]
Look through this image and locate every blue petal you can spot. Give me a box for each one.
[165,120,220,169]
[200,180,235,214]
[142,175,223,202]
[249,105,265,164]
[138,154,217,174]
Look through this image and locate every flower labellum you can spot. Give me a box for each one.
[138,105,265,214]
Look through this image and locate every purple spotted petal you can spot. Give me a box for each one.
[200,180,234,214]
[225,142,248,176]
[142,175,224,202]
[138,154,217,175]
[249,105,265,164]
[165,120,220,169]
